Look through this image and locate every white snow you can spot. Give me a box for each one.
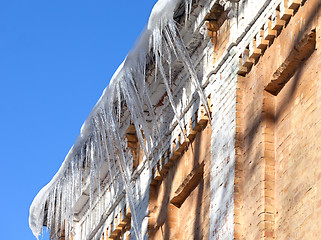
[29,0,212,239]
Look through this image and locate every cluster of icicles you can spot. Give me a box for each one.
[29,0,212,239]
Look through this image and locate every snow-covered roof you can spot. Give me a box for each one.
[29,0,216,239]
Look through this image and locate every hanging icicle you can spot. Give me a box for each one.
[29,1,213,240]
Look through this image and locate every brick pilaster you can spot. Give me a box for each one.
[260,91,276,240]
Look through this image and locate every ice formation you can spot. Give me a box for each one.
[29,0,211,239]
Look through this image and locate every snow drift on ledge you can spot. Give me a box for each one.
[29,0,211,239]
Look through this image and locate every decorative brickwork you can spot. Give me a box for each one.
[236,0,320,239]
[234,75,245,240]
[34,1,321,239]
[148,121,211,240]
[125,125,142,172]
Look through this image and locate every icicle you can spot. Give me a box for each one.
[92,120,103,219]
[184,0,193,25]
[155,47,187,139]
[46,188,55,238]
[105,103,142,240]
[89,139,95,229]
[167,21,212,121]
[54,184,61,239]
[116,83,122,124]
[99,108,115,186]
[65,170,71,240]
[29,1,209,240]
[120,81,149,156]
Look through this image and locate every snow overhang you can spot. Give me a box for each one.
[29,0,226,238]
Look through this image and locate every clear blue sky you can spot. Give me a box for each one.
[0,0,157,239]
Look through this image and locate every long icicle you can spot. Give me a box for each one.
[106,106,143,240]
[29,1,207,239]
[167,21,212,121]
[155,49,187,139]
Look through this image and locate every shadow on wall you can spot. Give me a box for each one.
[240,1,320,239]
[147,1,321,240]
[244,0,320,157]
[148,124,215,239]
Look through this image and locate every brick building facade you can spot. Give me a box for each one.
[30,0,321,239]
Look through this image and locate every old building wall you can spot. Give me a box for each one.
[274,54,318,239]
[207,0,282,238]
[34,1,321,240]
[209,63,237,240]
[148,123,211,240]
[237,0,321,239]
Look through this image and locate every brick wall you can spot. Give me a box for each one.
[209,71,237,240]
[237,0,321,239]
[148,123,211,240]
[71,1,321,239]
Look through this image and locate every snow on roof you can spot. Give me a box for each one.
[29,0,211,239]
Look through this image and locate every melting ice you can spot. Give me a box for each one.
[29,0,211,239]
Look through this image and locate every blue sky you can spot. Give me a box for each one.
[0,0,157,239]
